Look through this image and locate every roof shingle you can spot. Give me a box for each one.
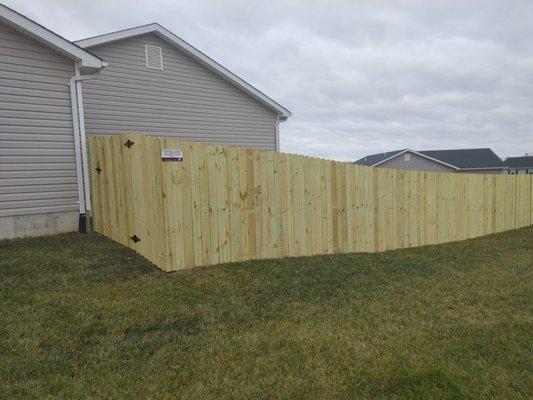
[418,148,503,169]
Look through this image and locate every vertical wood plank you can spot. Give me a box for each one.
[206,144,220,266]
[189,142,204,267]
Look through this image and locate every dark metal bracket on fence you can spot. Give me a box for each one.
[130,234,141,243]
[124,139,135,148]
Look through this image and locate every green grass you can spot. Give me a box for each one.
[1,227,532,399]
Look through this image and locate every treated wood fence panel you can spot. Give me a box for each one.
[89,134,533,271]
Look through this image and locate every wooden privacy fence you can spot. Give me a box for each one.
[89,134,533,271]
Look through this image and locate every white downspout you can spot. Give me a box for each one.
[69,62,103,229]
[70,63,86,216]
[275,116,280,151]
[75,77,92,215]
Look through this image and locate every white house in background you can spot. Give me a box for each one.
[0,4,291,239]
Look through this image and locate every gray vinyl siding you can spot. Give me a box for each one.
[82,33,278,149]
[0,22,78,217]
[378,151,455,172]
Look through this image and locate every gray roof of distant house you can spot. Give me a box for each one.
[354,149,406,166]
[418,148,503,169]
[503,156,533,168]
[354,148,504,169]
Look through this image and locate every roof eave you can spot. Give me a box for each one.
[0,4,105,69]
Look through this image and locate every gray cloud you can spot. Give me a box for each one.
[6,0,533,160]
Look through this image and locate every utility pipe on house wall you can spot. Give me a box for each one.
[69,62,103,232]
[69,65,86,219]
[75,77,92,216]
[275,116,280,151]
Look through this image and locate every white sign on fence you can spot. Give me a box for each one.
[161,149,183,162]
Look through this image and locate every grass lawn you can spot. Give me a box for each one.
[1,226,532,399]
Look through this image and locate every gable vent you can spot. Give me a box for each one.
[145,44,163,70]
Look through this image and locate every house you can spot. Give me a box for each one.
[0,4,291,239]
[354,148,505,174]
[502,155,533,174]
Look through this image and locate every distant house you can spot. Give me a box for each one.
[502,155,533,174]
[0,4,290,239]
[354,148,505,174]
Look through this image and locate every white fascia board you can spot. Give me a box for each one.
[372,149,460,170]
[75,23,291,118]
[371,149,411,167]
[0,4,104,69]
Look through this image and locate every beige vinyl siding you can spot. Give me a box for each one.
[0,22,78,217]
[82,33,278,149]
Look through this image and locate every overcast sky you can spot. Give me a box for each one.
[6,0,533,161]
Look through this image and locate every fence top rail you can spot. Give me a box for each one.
[88,133,515,177]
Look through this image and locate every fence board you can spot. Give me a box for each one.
[89,134,533,271]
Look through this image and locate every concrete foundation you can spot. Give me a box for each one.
[0,211,79,240]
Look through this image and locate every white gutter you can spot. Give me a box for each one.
[69,63,103,221]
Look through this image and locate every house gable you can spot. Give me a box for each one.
[75,23,290,119]
[377,150,456,172]
[80,33,280,149]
